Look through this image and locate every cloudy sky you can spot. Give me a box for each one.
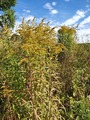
[14,0,90,42]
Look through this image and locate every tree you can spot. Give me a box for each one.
[0,0,16,10]
[0,0,16,28]
[0,9,15,28]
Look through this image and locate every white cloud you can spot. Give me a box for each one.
[24,15,34,21]
[77,29,90,43]
[76,10,85,17]
[44,3,53,10]
[60,9,90,42]
[52,2,57,6]
[13,21,21,33]
[44,2,58,15]
[80,16,90,27]
[78,28,90,35]
[61,10,86,26]
[50,9,58,14]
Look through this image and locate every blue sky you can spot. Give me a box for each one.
[14,0,90,42]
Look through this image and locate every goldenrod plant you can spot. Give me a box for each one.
[0,19,64,120]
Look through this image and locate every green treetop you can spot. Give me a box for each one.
[0,0,16,10]
[0,0,16,28]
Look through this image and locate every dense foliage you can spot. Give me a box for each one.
[0,0,16,10]
[0,19,64,119]
[0,0,16,28]
[0,19,90,120]
[58,26,90,120]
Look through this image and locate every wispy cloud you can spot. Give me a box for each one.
[61,10,86,26]
[23,9,30,13]
[44,3,53,10]
[64,0,70,2]
[79,16,90,27]
[43,2,58,15]
[86,4,90,8]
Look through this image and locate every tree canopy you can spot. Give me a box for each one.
[0,0,16,10]
[0,0,16,28]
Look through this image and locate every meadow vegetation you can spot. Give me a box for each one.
[0,19,90,120]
